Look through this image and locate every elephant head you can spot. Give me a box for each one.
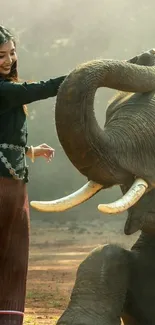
[31,49,155,234]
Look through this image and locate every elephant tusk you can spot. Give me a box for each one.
[30,181,103,212]
[98,178,148,214]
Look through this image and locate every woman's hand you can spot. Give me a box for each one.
[26,143,55,162]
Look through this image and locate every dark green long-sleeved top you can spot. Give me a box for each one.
[0,75,66,182]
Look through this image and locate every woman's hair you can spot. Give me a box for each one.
[0,26,28,115]
[0,25,18,81]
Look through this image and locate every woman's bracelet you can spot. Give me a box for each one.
[30,145,35,163]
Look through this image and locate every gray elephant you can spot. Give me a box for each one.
[31,49,155,324]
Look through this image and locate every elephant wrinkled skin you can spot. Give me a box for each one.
[31,48,155,231]
[32,49,155,324]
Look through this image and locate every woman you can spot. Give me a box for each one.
[0,25,66,325]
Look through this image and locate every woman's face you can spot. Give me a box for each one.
[0,40,17,76]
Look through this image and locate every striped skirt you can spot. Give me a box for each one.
[0,177,29,325]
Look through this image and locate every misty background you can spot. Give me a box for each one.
[1,0,154,239]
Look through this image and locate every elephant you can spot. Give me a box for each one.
[31,48,155,324]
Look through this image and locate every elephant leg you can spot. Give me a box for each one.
[57,244,130,325]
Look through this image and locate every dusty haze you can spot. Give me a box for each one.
[1,0,154,237]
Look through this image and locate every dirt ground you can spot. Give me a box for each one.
[24,219,137,325]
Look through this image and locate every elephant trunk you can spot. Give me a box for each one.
[55,60,155,183]
[31,59,154,213]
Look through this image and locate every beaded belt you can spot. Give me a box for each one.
[0,143,25,180]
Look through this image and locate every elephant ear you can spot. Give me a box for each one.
[120,185,155,235]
